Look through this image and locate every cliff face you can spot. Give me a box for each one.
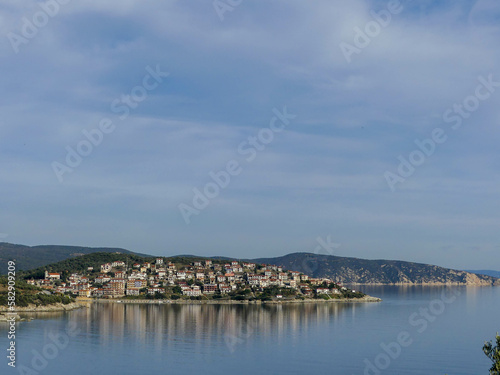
[254,253,500,286]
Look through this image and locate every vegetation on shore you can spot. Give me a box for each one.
[0,276,74,307]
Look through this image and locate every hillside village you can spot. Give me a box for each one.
[26,256,364,301]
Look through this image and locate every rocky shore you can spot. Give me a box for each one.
[0,302,84,313]
[0,312,25,321]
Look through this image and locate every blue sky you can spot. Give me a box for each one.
[1,0,499,269]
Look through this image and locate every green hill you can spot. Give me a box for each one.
[0,242,152,274]
[19,253,219,280]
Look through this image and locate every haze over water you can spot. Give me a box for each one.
[2,286,498,375]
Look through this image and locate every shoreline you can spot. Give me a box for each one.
[0,302,84,313]
[0,296,381,313]
[93,295,382,305]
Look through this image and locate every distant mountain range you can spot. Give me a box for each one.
[1,243,499,285]
[0,242,149,274]
[254,253,500,286]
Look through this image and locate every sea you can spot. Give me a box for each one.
[1,286,499,375]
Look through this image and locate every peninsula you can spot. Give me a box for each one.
[2,253,372,309]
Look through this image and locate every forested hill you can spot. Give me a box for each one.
[3,242,500,286]
[253,253,500,286]
[0,243,151,274]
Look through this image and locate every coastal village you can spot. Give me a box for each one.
[26,257,361,301]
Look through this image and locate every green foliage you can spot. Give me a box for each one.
[341,289,365,298]
[484,334,500,375]
[0,243,151,275]
[152,292,166,299]
[172,285,182,295]
[20,252,149,280]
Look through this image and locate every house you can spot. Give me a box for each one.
[156,258,164,265]
[219,284,231,294]
[95,275,111,284]
[203,284,217,294]
[156,269,167,278]
[278,273,288,281]
[316,288,330,295]
[217,275,226,283]
[103,283,125,298]
[45,271,61,280]
[148,287,165,295]
[112,261,126,268]
[269,277,280,286]
[127,279,147,290]
[183,286,201,297]
[78,289,91,297]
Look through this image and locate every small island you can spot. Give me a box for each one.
[1,253,380,311]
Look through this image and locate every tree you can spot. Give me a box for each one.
[484,334,500,375]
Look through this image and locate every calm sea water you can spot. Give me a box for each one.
[1,286,499,375]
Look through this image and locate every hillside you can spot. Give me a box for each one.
[19,253,218,280]
[0,243,151,274]
[253,253,500,286]
[3,242,499,285]
[466,270,500,279]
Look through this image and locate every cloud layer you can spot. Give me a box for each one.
[1,0,499,269]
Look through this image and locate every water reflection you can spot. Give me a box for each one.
[63,302,364,350]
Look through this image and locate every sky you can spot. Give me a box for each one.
[0,0,499,270]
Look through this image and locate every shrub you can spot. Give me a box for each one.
[484,334,500,375]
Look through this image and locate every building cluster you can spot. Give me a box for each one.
[27,258,351,299]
